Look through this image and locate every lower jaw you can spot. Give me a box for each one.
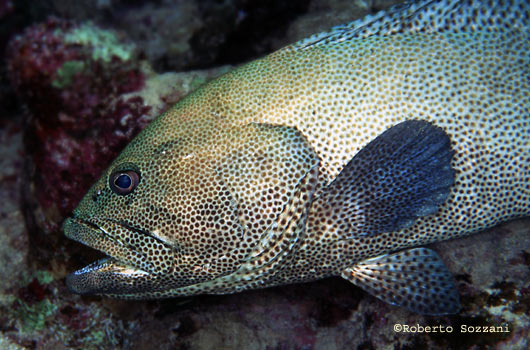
[66,257,150,295]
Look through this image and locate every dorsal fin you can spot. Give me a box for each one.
[295,0,530,50]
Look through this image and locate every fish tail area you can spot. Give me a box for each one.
[310,119,454,238]
[341,248,460,315]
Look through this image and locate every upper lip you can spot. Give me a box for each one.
[64,215,175,274]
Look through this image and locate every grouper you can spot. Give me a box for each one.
[64,0,530,315]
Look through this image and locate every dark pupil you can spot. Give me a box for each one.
[115,174,132,189]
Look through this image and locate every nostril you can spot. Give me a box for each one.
[92,189,102,202]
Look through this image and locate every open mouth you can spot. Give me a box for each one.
[63,216,174,295]
[64,217,155,272]
[65,256,151,295]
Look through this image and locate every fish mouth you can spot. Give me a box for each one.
[63,216,174,295]
[64,256,150,295]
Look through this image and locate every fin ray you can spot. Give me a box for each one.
[341,248,460,315]
[296,0,530,49]
[316,119,455,237]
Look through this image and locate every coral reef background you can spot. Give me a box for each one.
[0,0,528,349]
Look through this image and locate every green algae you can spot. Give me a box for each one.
[64,23,135,62]
[6,270,57,333]
[52,22,137,89]
[33,269,54,285]
[16,298,58,332]
[51,61,86,89]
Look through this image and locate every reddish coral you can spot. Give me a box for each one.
[17,278,49,305]
[30,96,151,216]
[7,18,148,232]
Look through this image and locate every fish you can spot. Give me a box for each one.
[63,0,530,315]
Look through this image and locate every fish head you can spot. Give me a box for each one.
[64,109,320,298]
[64,115,249,297]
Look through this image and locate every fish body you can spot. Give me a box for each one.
[65,0,530,315]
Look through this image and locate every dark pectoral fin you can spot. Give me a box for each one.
[320,119,454,237]
[341,248,461,315]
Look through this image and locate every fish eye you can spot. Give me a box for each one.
[109,170,140,195]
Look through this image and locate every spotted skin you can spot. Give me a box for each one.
[65,0,529,314]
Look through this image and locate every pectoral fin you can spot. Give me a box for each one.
[315,119,454,237]
[341,248,460,315]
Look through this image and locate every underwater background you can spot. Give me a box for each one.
[0,0,528,349]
